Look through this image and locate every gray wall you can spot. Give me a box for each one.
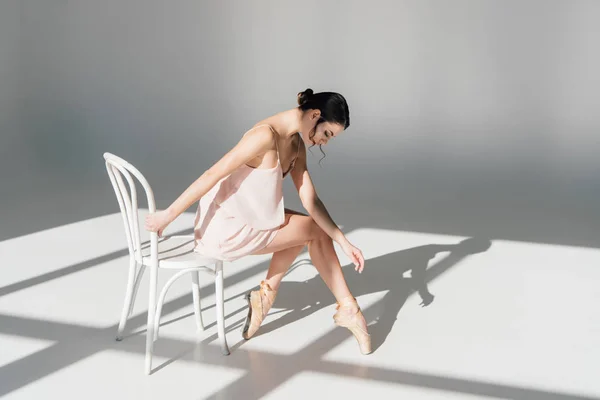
[2,0,599,247]
[0,0,20,134]
[0,0,23,202]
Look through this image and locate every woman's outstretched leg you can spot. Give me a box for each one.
[254,209,354,299]
[247,210,371,353]
[307,231,371,354]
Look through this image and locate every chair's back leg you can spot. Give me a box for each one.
[215,261,230,355]
[128,265,146,317]
[192,271,205,331]
[116,257,139,340]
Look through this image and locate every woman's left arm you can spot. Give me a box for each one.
[290,142,365,272]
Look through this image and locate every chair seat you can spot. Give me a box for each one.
[138,235,219,270]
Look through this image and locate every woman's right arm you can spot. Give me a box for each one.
[145,126,274,235]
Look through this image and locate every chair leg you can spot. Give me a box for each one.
[154,268,202,342]
[215,261,230,355]
[192,271,205,332]
[128,265,146,317]
[116,258,138,341]
[145,265,159,375]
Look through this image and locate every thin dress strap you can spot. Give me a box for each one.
[244,124,281,165]
[271,127,281,163]
[246,124,280,164]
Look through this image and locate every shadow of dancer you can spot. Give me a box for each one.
[254,237,492,352]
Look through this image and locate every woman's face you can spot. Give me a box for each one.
[300,110,344,146]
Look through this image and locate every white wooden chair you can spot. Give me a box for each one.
[103,152,229,375]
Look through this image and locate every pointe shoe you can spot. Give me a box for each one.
[242,280,277,340]
[333,296,372,355]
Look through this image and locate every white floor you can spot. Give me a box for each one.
[1,212,599,400]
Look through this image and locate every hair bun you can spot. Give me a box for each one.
[297,88,314,106]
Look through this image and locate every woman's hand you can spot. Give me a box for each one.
[144,209,173,237]
[339,238,365,273]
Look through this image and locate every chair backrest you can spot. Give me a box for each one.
[103,152,158,263]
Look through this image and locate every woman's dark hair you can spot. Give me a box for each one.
[297,88,350,162]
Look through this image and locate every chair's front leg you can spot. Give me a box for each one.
[215,261,230,355]
[192,271,205,332]
[145,265,159,374]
